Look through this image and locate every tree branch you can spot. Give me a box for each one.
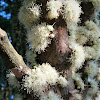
[0,28,31,78]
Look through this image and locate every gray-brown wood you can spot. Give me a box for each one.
[0,28,31,78]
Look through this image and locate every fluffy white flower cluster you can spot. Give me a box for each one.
[85,21,100,35]
[69,41,85,72]
[69,26,84,45]
[27,23,54,53]
[73,93,82,100]
[62,0,82,26]
[69,21,100,60]
[84,21,100,59]
[18,0,83,53]
[7,71,20,88]
[22,63,68,94]
[40,90,63,100]
[17,0,100,99]
[46,0,62,19]
[72,73,84,90]
[75,27,88,45]
[85,61,98,97]
[69,24,88,45]
[86,96,92,100]
[84,43,100,60]
[18,2,41,29]
[58,75,68,87]
[88,78,98,96]
[68,20,99,98]
[46,0,82,25]
[85,61,98,78]
[69,21,100,44]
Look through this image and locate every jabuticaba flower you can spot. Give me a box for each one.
[62,0,82,26]
[18,3,41,29]
[46,0,62,19]
[27,23,54,53]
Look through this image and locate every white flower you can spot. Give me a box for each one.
[57,76,68,87]
[27,23,54,52]
[22,75,33,93]
[89,79,98,95]
[46,0,62,19]
[39,63,59,85]
[86,96,92,100]
[84,45,100,60]
[84,47,95,59]
[62,0,82,25]
[68,25,89,45]
[69,21,100,46]
[85,61,98,78]
[40,91,63,100]
[73,93,82,100]
[72,73,84,90]
[28,3,41,20]
[75,26,89,45]
[7,71,20,88]
[18,3,41,29]
[48,91,63,100]
[68,21,100,60]
[84,21,100,44]
[22,63,59,94]
[85,21,99,32]
[47,25,54,32]
[69,41,85,72]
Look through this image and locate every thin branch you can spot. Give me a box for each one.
[0,28,31,78]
